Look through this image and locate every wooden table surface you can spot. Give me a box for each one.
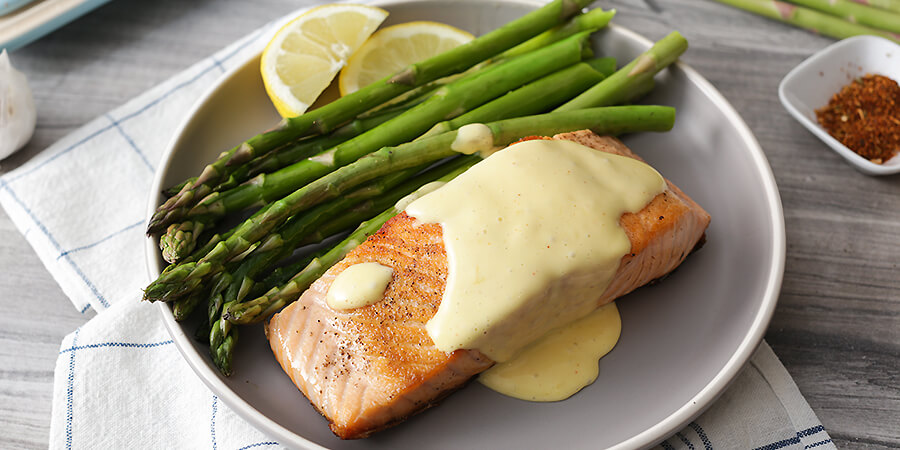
[1,0,898,448]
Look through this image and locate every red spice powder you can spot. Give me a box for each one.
[815,74,900,164]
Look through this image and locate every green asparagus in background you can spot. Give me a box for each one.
[778,0,900,33]
[858,0,900,13]
[710,0,900,43]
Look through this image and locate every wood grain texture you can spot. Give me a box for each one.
[1,0,897,448]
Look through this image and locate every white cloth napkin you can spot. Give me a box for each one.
[0,9,836,450]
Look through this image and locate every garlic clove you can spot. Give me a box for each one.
[0,49,37,160]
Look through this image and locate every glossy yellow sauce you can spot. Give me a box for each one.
[406,138,664,401]
[395,181,445,212]
[325,262,393,310]
[406,140,666,401]
[479,302,621,401]
[450,123,495,155]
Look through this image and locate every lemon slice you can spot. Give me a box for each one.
[261,4,388,117]
[339,21,474,95]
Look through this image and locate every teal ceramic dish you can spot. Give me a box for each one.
[1,0,37,17]
[0,0,112,50]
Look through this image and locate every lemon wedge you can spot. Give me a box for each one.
[261,4,388,117]
[338,21,474,95]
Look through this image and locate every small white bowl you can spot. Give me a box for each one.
[778,35,900,176]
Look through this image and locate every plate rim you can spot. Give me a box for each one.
[144,1,786,448]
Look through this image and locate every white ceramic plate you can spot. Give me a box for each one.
[778,35,900,175]
[145,1,785,448]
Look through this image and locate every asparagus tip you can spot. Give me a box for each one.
[226,142,255,167]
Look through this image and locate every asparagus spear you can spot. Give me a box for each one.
[162,108,408,199]
[189,271,232,341]
[222,155,477,303]
[204,160,466,303]
[143,106,676,303]
[172,287,209,322]
[159,221,205,264]
[361,8,613,121]
[208,157,480,374]
[152,108,411,240]
[243,108,408,178]
[175,240,322,323]
[850,0,900,13]
[160,42,592,263]
[225,166,472,325]
[359,7,613,121]
[164,179,191,198]
[164,32,591,232]
[356,79,448,119]
[192,156,480,309]
[167,194,283,270]
[146,32,588,247]
[420,58,614,139]
[499,8,616,60]
[211,327,238,375]
[778,0,900,33]
[259,256,318,291]
[208,276,237,374]
[151,168,419,304]
[557,31,688,111]
[710,0,900,43]
[147,0,596,235]
[158,110,412,263]
[224,213,392,325]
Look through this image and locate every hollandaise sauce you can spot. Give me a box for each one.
[479,302,621,401]
[405,138,665,401]
[451,123,495,155]
[326,262,393,310]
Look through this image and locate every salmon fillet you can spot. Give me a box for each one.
[266,131,711,439]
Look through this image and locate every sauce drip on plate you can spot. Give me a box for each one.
[479,302,621,401]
